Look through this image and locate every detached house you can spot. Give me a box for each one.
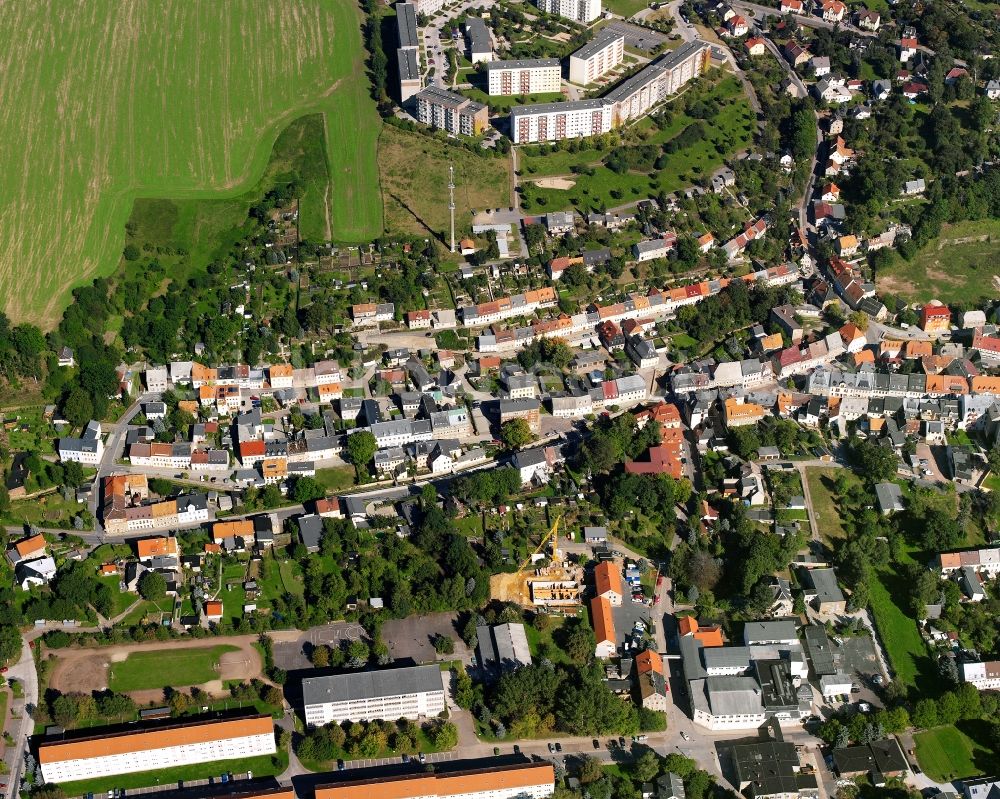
[821,0,846,22]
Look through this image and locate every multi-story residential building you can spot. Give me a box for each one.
[920,302,952,334]
[351,302,396,326]
[487,59,561,95]
[569,30,625,84]
[724,398,767,428]
[303,665,446,725]
[144,366,169,393]
[314,762,555,799]
[412,0,445,14]
[58,420,104,465]
[499,397,542,433]
[103,475,208,535]
[633,235,677,262]
[268,364,294,389]
[37,714,275,784]
[550,393,594,418]
[465,17,492,63]
[127,442,192,470]
[537,0,602,23]
[415,86,489,136]
[604,41,710,124]
[594,560,623,605]
[591,596,616,658]
[509,99,614,144]
[459,287,557,326]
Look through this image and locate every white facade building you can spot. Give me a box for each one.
[569,31,626,84]
[58,420,104,465]
[487,59,561,95]
[303,665,446,726]
[38,715,275,784]
[961,660,1000,691]
[537,0,602,23]
[510,99,614,144]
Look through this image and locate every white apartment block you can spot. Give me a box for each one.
[605,40,709,124]
[413,0,445,14]
[487,59,561,95]
[302,665,446,725]
[38,715,275,784]
[537,0,602,23]
[569,30,625,85]
[510,99,614,143]
[314,763,555,799]
[961,661,1000,690]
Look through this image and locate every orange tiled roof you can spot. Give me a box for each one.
[635,649,663,675]
[205,600,223,616]
[972,376,1000,393]
[38,715,272,764]
[315,764,555,799]
[269,364,293,377]
[136,537,178,558]
[213,520,254,540]
[590,596,615,645]
[15,534,46,558]
[594,561,622,598]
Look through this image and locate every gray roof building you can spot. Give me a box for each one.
[302,664,444,708]
[476,622,532,675]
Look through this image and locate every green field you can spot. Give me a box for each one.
[108,645,239,692]
[914,722,1000,782]
[602,0,654,16]
[867,562,934,689]
[804,467,851,542]
[518,74,754,213]
[877,219,1000,304]
[379,124,512,243]
[0,0,382,326]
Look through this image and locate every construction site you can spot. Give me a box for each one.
[489,516,584,608]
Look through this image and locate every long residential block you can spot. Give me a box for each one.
[510,40,710,142]
[302,664,446,725]
[38,714,275,784]
[315,762,555,799]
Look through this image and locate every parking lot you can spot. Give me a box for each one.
[603,20,669,52]
[382,611,470,664]
[343,751,456,770]
[272,622,365,671]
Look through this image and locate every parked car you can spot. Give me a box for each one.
[337,760,346,771]
[593,739,600,749]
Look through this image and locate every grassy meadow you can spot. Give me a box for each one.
[0,0,382,326]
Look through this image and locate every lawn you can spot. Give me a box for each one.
[0,0,382,327]
[867,561,935,689]
[518,75,754,213]
[54,751,286,794]
[108,645,238,692]
[379,124,512,243]
[602,0,652,15]
[314,466,356,492]
[876,219,1000,305]
[804,467,852,542]
[914,722,1000,782]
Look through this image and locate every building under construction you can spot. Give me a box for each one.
[489,516,583,608]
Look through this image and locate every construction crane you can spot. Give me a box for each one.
[514,514,563,576]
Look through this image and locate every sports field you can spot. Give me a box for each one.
[0,0,382,326]
[108,645,239,692]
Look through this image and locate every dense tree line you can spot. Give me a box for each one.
[672,279,798,349]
